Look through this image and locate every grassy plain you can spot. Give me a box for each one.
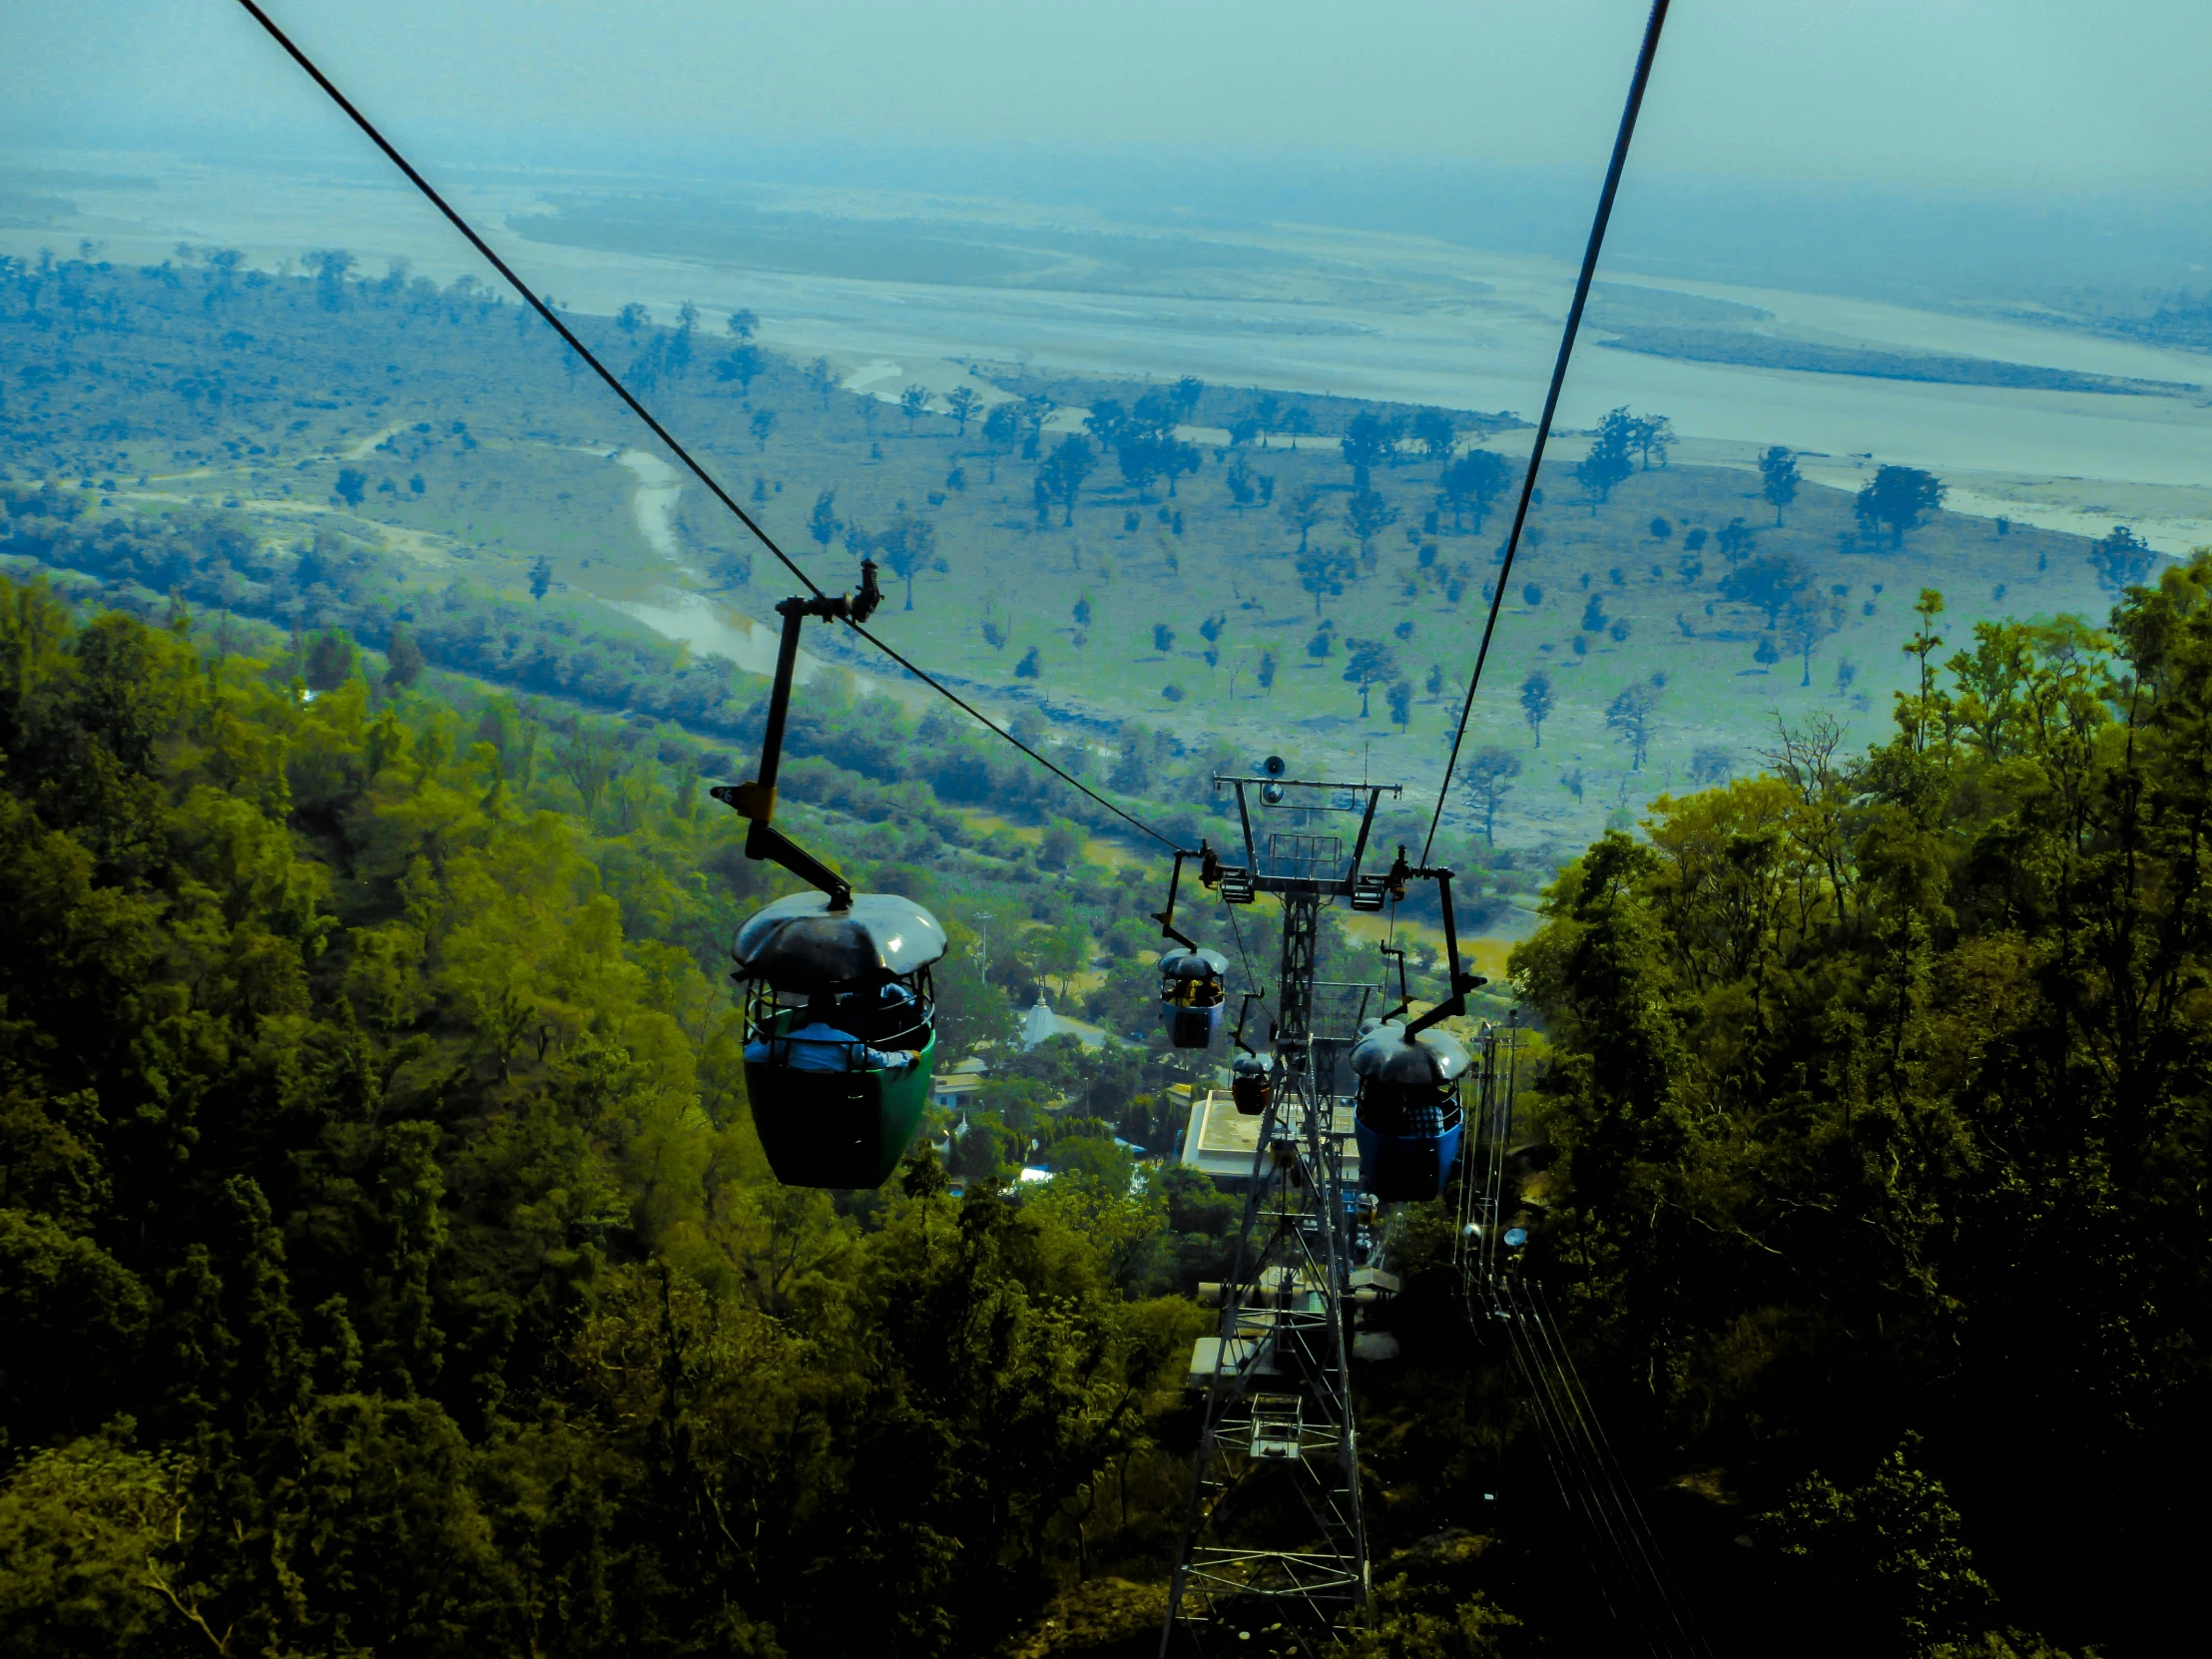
[3,254,2121,863]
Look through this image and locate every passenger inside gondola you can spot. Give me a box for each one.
[746,982,922,1073]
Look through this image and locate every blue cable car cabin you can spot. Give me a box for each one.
[1351,1020,1468,1203]
[733,890,948,1189]
[1159,947,1231,1048]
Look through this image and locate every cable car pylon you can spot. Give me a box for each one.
[1159,762,1485,1659]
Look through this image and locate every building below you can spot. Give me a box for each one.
[1179,1087,1364,1190]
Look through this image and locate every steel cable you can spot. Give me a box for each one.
[1422,0,1673,864]
[234,0,1184,853]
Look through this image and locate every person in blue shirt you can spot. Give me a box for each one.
[747,982,921,1073]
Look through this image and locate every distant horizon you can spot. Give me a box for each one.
[10,129,2211,308]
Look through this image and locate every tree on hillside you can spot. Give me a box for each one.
[618,300,649,335]
[529,556,552,601]
[1761,445,1802,525]
[749,408,778,451]
[898,384,931,430]
[1284,485,1330,553]
[1172,375,1205,421]
[1439,448,1514,533]
[1040,434,1097,527]
[1628,411,1673,469]
[944,385,979,437]
[1386,678,1413,729]
[1857,463,1945,547]
[1723,554,1814,630]
[715,344,764,395]
[2088,524,2157,595]
[873,513,940,610]
[1341,410,1400,489]
[1346,489,1400,563]
[726,306,758,338]
[1780,593,1844,687]
[1342,637,1400,717]
[1158,437,1201,497]
[1249,393,1283,448]
[805,355,836,404]
[1715,516,1759,564]
[1153,623,1175,655]
[1605,680,1661,770]
[808,489,839,553]
[1297,549,1356,614]
[558,717,625,821]
[981,402,1021,481]
[1084,399,1129,448]
[1412,409,1459,463]
[1463,746,1522,843]
[1520,669,1554,747]
[304,628,354,691]
[384,622,424,687]
[1575,407,1636,508]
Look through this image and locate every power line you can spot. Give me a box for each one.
[232,0,1183,854]
[1423,0,1673,864]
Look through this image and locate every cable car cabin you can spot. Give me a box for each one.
[1159,947,1230,1048]
[1231,1052,1273,1116]
[1351,1021,1469,1203]
[733,891,948,1188]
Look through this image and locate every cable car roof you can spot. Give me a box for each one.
[1159,947,1231,978]
[733,891,947,989]
[1351,1021,1471,1083]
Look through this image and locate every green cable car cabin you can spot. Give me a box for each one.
[733,890,948,1189]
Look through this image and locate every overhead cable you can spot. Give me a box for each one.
[1423,0,1673,863]
[233,0,1182,853]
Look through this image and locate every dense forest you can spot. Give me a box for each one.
[0,572,1273,1657]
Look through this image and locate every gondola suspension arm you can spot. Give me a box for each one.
[710,560,885,909]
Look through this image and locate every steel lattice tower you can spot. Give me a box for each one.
[1160,773,1405,1659]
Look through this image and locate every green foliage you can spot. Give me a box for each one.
[1511,570,2212,1651]
[0,578,1198,1657]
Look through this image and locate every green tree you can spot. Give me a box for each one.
[1283,484,1330,553]
[1342,637,1400,717]
[1574,407,1636,507]
[1604,680,1660,769]
[1437,448,1512,533]
[303,627,355,691]
[1346,488,1401,563]
[1519,668,1553,746]
[874,513,940,610]
[1761,443,1802,524]
[1857,463,1945,547]
[1462,746,1521,843]
[2087,523,2155,594]
[808,488,839,553]
[1040,435,1097,527]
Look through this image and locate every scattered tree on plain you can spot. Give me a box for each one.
[1761,445,1802,525]
[1438,448,1514,533]
[2089,524,2157,594]
[1463,746,1523,843]
[1520,669,1554,747]
[1605,680,1662,769]
[1857,464,1945,547]
[1342,637,1401,717]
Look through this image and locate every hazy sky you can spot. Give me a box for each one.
[6,1,2210,194]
